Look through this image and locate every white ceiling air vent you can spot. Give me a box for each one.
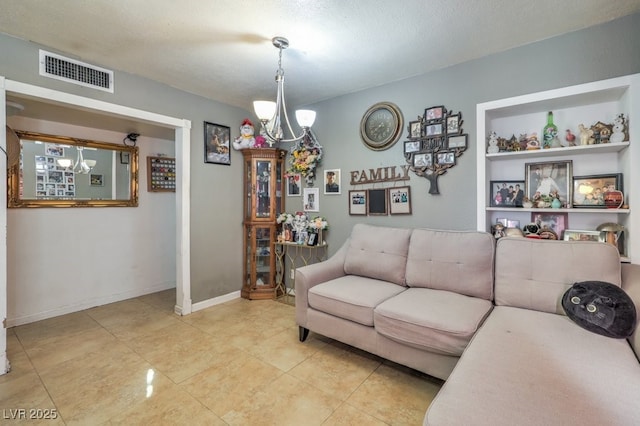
[39,49,114,93]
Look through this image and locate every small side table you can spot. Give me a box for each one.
[274,241,328,303]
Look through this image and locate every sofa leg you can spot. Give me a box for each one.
[299,327,309,342]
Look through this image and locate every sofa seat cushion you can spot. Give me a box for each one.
[374,288,493,356]
[308,275,407,326]
[425,306,640,426]
[344,223,412,285]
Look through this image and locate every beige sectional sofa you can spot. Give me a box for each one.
[295,224,640,425]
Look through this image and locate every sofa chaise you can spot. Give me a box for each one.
[294,223,640,425]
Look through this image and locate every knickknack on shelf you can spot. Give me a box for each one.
[403,105,468,194]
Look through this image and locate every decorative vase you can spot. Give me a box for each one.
[551,198,562,209]
[317,229,323,245]
[604,190,624,209]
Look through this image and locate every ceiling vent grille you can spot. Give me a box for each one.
[39,50,114,93]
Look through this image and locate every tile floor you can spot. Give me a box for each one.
[1,290,443,425]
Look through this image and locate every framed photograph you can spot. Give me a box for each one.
[367,188,388,215]
[303,187,319,212]
[572,173,623,208]
[90,174,104,186]
[286,173,301,196]
[425,123,443,137]
[120,151,130,164]
[425,106,444,122]
[413,153,432,168]
[525,160,572,205]
[324,169,341,195]
[447,134,467,149]
[349,190,367,215]
[531,212,568,239]
[45,144,64,157]
[490,180,525,207]
[564,229,605,242]
[436,151,455,165]
[404,140,421,153]
[446,114,460,134]
[507,219,520,228]
[389,186,412,215]
[204,121,231,165]
[409,121,422,139]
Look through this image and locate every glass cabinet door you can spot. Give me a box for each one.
[255,160,272,219]
[254,226,272,287]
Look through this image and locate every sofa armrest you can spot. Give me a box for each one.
[622,263,640,360]
[295,239,349,327]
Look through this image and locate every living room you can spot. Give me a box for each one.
[1,3,640,423]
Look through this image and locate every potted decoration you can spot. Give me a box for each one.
[308,216,329,245]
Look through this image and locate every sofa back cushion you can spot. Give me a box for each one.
[344,224,412,285]
[405,229,495,300]
[495,238,621,314]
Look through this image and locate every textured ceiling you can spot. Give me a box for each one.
[1,0,640,112]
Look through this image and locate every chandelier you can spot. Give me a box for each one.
[253,36,316,146]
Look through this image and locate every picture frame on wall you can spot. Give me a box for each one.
[572,173,623,208]
[389,186,411,215]
[303,187,320,212]
[405,140,421,153]
[425,106,444,122]
[349,190,367,215]
[204,121,231,165]
[286,173,301,196]
[525,160,572,206]
[446,114,460,134]
[409,121,422,139]
[367,188,388,215]
[447,134,467,149]
[324,169,341,195]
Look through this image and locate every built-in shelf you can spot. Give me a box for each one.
[477,73,639,263]
[486,141,629,161]
[486,207,630,214]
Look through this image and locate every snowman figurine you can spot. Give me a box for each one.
[610,113,626,144]
[487,131,500,154]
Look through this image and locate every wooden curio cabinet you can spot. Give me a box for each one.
[241,148,286,299]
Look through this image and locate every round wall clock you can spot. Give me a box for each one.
[360,102,404,151]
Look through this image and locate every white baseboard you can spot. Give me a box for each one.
[7,282,176,327]
[191,290,240,312]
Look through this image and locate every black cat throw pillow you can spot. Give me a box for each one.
[562,281,637,339]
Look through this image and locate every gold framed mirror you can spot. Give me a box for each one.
[8,130,139,208]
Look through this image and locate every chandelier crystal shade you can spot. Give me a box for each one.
[253,36,316,145]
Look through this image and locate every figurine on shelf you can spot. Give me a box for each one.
[578,123,595,145]
[487,131,500,154]
[564,129,576,146]
[526,133,540,150]
[232,118,256,150]
[610,113,627,144]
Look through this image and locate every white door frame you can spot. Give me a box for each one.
[0,77,192,374]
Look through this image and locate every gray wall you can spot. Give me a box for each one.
[1,12,639,304]
[301,13,640,257]
[0,33,250,304]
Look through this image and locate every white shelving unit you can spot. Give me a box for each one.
[477,74,639,264]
